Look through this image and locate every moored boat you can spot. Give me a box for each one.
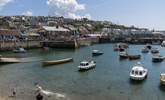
[13,48,26,53]
[152,54,164,62]
[141,47,149,53]
[92,50,103,56]
[146,44,152,50]
[78,60,96,71]
[161,41,165,47]
[130,62,148,81]
[0,56,21,64]
[114,43,128,51]
[160,73,165,85]
[42,58,73,66]
[119,51,128,59]
[151,48,159,54]
[117,43,129,48]
[128,54,141,60]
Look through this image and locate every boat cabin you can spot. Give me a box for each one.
[131,66,146,76]
[80,61,89,66]
[93,50,99,53]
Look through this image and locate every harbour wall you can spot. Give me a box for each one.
[0,41,41,51]
[40,40,77,49]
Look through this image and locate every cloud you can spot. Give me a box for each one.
[47,0,91,19]
[0,0,13,9]
[22,10,33,16]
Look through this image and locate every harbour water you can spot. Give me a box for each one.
[0,44,165,100]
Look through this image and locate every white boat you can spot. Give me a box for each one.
[152,54,164,62]
[151,48,159,54]
[130,62,148,81]
[13,48,26,53]
[92,50,103,56]
[161,41,165,47]
[160,73,165,85]
[141,47,149,53]
[78,61,96,71]
[119,51,128,59]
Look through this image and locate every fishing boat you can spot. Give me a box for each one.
[78,60,96,71]
[151,48,159,54]
[92,50,103,56]
[141,47,149,53]
[42,58,73,66]
[130,62,148,81]
[0,56,21,64]
[128,54,141,60]
[13,48,26,53]
[160,73,165,85]
[119,51,128,59]
[152,54,164,62]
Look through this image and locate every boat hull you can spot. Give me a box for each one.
[78,63,96,71]
[0,57,21,64]
[160,74,165,85]
[130,74,147,81]
[78,66,96,71]
[92,52,103,56]
[152,58,164,62]
[43,58,73,66]
[128,55,141,60]
[160,80,165,85]
[119,55,128,59]
[141,48,149,53]
[13,50,26,53]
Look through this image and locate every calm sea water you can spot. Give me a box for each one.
[0,44,165,100]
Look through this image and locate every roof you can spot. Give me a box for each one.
[0,29,20,36]
[43,26,70,32]
[80,61,89,64]
[132,66,145,71]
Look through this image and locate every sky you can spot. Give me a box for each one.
[0,0,165,30]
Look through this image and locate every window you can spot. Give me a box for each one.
[135,71,138,75]
[132,70,134,74]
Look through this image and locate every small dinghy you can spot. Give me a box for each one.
[13,48,26,53]
[128,54,141,60]
[151,48,159,54]
[141,47,149,53]
[114,43,128,51]
[0,55,21,64]
[130,62,148,81]
[119,51,128,59]
[43,58,73,66]
[92,50,103,56]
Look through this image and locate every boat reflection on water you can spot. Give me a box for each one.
[129,77,147,85]
[159,84,165,92]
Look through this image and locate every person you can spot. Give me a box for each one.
[12,88,16,97]
[36,93,43,100]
